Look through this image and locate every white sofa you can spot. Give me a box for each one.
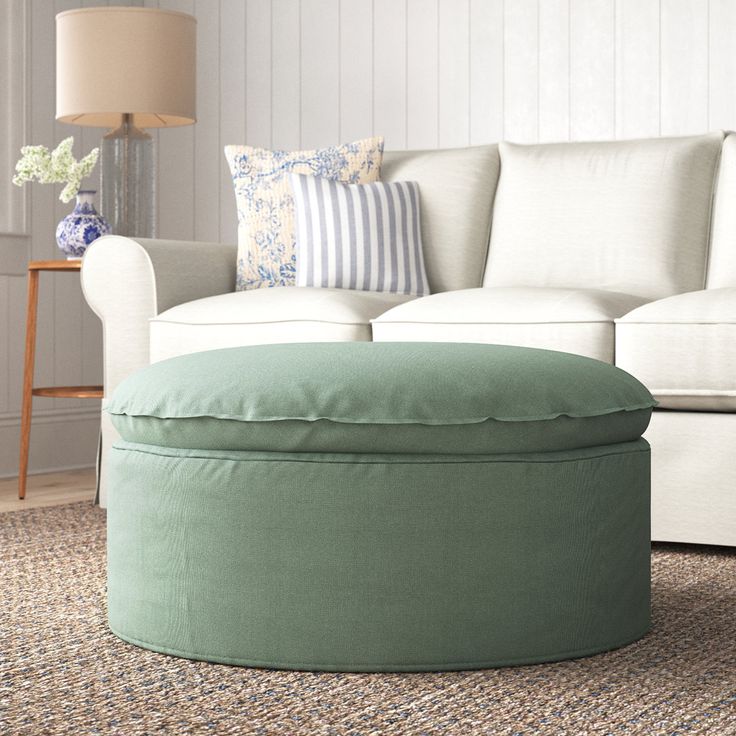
[82,132,736,546]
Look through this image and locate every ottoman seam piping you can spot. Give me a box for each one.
[106,403,657,424]
[112,444,650,465]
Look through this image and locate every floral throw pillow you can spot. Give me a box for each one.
[225,137,384,290]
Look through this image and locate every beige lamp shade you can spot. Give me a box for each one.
[56,7,196,128]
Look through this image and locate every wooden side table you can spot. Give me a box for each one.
[18,260,103,499]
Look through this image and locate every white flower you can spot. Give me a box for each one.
[12,137,99,203]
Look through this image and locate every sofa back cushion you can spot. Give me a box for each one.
[707,133,736,288]
[381,145,499,293]
[483,133,724,299]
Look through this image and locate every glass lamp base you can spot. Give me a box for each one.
[100,116,156,238]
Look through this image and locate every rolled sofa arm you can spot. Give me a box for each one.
[82,235,237,396]
[82,236,236,507]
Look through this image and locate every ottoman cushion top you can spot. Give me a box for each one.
[108,342,655,455]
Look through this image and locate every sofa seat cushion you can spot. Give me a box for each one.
[108,342,655,455]
[616,288,736,410]
[372,287,648,363]
[149,287,414,363]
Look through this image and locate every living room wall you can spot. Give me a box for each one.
[0,0,142,478]
[149,0,736,249]
[3,0,734,477]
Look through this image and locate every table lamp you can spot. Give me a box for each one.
[56,7,196,238]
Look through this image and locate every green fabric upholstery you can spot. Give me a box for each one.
[107,342,655,455]
[106,342,653,672]
[108,441,651,672]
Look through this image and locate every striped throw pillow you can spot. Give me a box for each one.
[290,174,430,297]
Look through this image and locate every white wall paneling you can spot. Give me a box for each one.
[272,0,300,150]
[246,0,273,149]
[537,0,568,141]
[374,0,407,148]
[219,0,248,246]
[149,0,736,244]
[0,0,30,250]
[661,0,709,136]
[570,0,615,140]
[438,0,470,148]
[469,0,503,145]
[0,0,145,478]
[709,0,736,130]
[503,0,538,143]
[338,0,372,144]
[6,0,736,477]
[194,0,221,242]
[407,0,439,148]
[0,278,9,415]
[301,0,340,148]
[615,0,660,139]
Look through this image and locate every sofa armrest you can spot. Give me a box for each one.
[82,235,236,396]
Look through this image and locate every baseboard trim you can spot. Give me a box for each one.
[0,462,96,481]
[0,409,101,478]
[0,406,100,429]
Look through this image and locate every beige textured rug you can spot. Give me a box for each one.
[1,502,735,735]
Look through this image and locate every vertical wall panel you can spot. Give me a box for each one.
[149,0,736,247]
[245,0,272,149]
[29,0,57,412]
[0,0,27,236]
[7,277,26,415]
[538,0,570,142]
[615,0,660,139]
[219,0,246,245]
[504,0,538,143]
[709,0,736,131]
[13,0,736,479]
[661,0,709,136]
[570,0,615,141]
[0,277,8,414]
[1,0,136,476]
[438,0,470,148]
[407,0,439,148]
[373,0,408,149]
[340,0,373,144]
[272,0,301,149]
[194,0,221,242]
[470,0,504,145]
[300,0,339,148]
[157,0,195,240]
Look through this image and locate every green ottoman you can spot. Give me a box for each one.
[106,342,655,672]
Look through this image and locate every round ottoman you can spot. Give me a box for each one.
[106,342,655,672]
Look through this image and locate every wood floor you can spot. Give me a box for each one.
[0,468,96,512]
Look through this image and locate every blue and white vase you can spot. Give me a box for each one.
[55,190,111,259]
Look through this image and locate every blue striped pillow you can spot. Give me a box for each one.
[290,174,430,297]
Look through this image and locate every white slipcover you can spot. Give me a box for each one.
[372,287,647,363]
[707,133,736,288]
[150,287,414,363]
[646,410,736,546]
[616,288,736,410]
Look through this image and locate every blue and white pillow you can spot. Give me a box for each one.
[290,174,430,297]
[224,138,383,291]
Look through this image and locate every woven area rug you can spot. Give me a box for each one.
[1,502,734,735]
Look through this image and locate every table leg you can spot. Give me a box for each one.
[18,269,39,499]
